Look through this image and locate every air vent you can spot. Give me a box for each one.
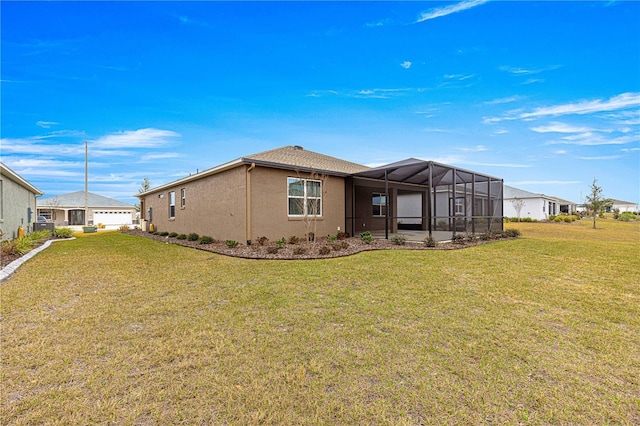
[293,145,304,150]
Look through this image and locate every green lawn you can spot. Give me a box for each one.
[2,219,639,425]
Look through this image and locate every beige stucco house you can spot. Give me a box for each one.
[137,146,504,244]
[1,162,44,240]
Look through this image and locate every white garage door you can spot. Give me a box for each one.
[93,210,132,226]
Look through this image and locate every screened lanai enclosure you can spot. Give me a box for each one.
[345,159,503,242]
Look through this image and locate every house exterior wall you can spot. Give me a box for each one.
[611,202,638,213]
[503,197,560,221]
[1,172,39,240]
[141,165,247,242]
[249,167,346,241]
[139,165,347,244]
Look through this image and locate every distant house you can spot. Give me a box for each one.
[37,191,136,228]
[503,185,577,221]
[608,199,638,213]
[0,162,44,240]
[136,146,504,243]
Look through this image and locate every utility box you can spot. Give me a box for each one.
[83,226,98,233]
[33,222,55,234]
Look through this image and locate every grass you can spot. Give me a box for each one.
[2,219,639,424]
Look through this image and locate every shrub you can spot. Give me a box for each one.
[257,236,269,246]
[478,233,492,241]
[554,216,563,223]
[390,235,407,245]
[159,231,169,237]
[119,225,130,231]
[424,236,436,247]
[276,237,286,249]
[332,241,349,251]
[225,240,239,248]
[1,239,19,257]
[522,217,533,222]
[200,236,214,244]
[318,246,331,255]
[54,227,74,238]
[549,215,556,221]
[168,232,178,238]
[504,228,521,238]
[360,231,373,244]
[266,246,280,254]
[326,234,337,243]
[452,234,466,244]
[176,234,187,240]
[293,247,307,255]
[564,216,573,223]
[288,235,300,245]
[336,231,349,240]
[307,232,315,242]
[618,212,638,222]
[187,233,199,241]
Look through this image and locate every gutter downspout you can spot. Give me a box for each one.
[246,163,256,245]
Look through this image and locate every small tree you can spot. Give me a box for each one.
[583,178,613,229]
[510,198,525,221]
[135,177,151,212]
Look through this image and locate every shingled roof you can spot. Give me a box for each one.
[243,145,368,175]
[38,191,135,208]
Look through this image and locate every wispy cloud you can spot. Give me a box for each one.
[400,61,412,69]
[499,65,562,76]
[414,0,489,23]
[621,147,639,152]
[460,145,488,152]
[444,73,475,81]
[521,92,640,119]
[307,88,418,99]
[530,122,597,133]
[141,152,185,162]
[36,121,59,128]
[578,155,623,161]
[91,128,180,149]
[484,96,523,105]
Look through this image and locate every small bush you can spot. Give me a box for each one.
[564,216,573,223]
[200,236,214,244]
[307,232,315,242]
[337,231,349,240]
[257,236,269,246]
[618,212,638,222]
[554,216,563,223]
[168,232,178,238]
[318,246,331,255]
[266,246,280,254]
[452,234,465,244]
[288,235,300,245]
[522,217,533,223]
[293,247,307,255]
[54,227,74,238]
[119,225,130,231]
[390,235,407,245]
[159,231,169,237]
[276,237,286,249]
[1,239,19,257]
[360,231,373,244]
[332,241,349,251]
[326,234,337,243]
[478,233,492,241]
[176,234,187,240]
[549,215,556,221]
[424,236,436,247]
[504,228,521,238]
[187,233,199,241]
[225,240,239,248]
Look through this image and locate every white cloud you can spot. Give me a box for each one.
[91,128,180,148]
[415,0,489,23]
[493,129,508,135]
[546,134,638,146]
[530,122,596,133]
[578,155,623,160]
[499,65,562,76]
[400,61,412,69]
[621,147,640,152]
[36,121,59,128]
[140,152,185,162]
[520,92,640,119]
[484,96,523,105]
[460,145,488,152]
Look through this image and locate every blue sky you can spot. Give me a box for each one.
[2,1,639,206]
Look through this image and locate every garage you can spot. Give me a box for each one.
[93,210,133,226]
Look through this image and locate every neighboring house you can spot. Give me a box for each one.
[137,146,504,243]
[0,162,44,240]
[607,199,638,213]
[37,191,136,228]
[503,185,577,221]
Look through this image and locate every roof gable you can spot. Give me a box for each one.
[243,145,369,175]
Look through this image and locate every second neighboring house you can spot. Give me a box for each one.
[503,185,577,221]
[607,199,639,213]
[137,146,504,243]
[37,191,136,228]
[0,162,44,240]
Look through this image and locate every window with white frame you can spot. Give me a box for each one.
[455,197,465,215]
[287,177,322,216]
[181,188,186,207]
[169,191,176,218]
[372,192,387,217]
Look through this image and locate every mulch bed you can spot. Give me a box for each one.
[121,229,496,260]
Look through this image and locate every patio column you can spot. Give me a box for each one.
[384,169,389,239]
[428,163,433,238]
